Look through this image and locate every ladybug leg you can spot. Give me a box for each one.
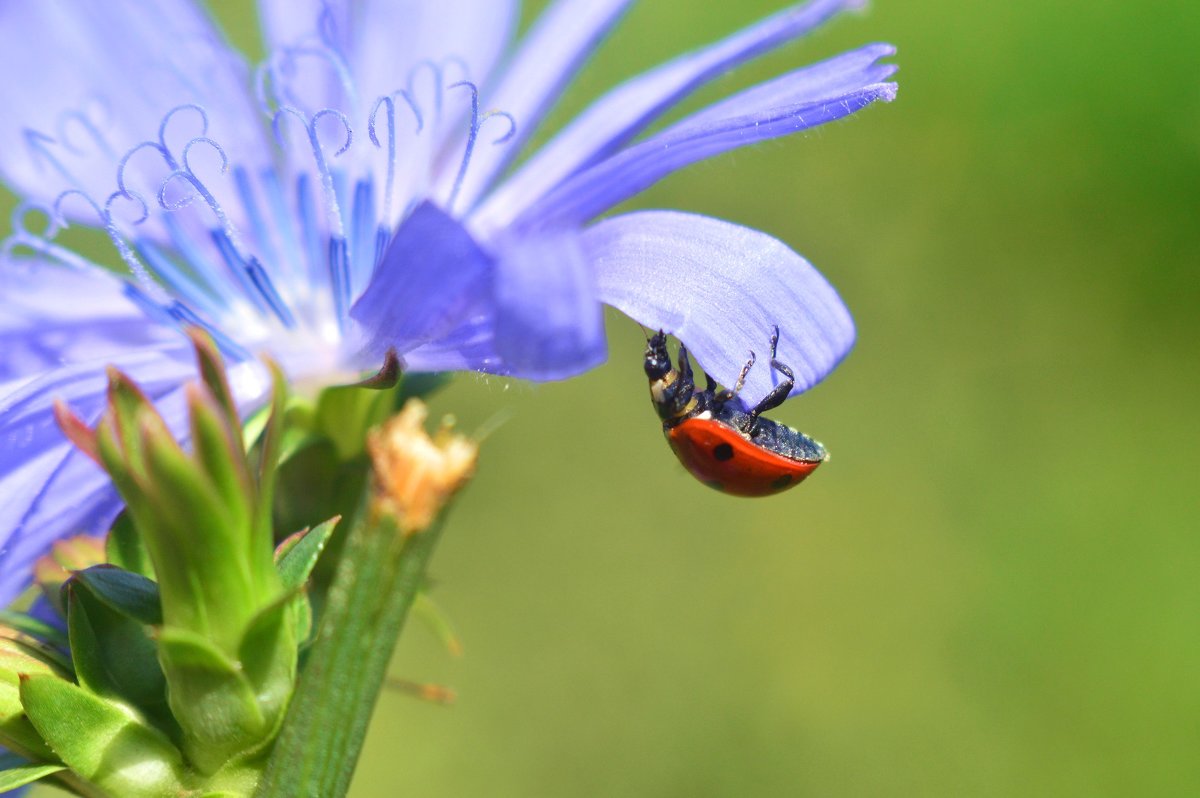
[717,349,757,403]
[677,342,694,385]
[676,343,698,398]
[748,326,794,419]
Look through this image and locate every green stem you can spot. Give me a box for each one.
[255,506,446,797]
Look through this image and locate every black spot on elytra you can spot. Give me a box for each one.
[712,443,734,461]
[771,474,793,490]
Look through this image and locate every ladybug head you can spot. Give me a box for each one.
[644,331,673,380]
[644,331,698,422]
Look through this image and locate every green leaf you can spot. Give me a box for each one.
[66,584,174,737]
[157,627,267,775]
[0,761,66,790]
[20,673,186,796]
[105,512,155,579]
[72,566,162,626]
[275,517,340,592]
[0,612,69,653]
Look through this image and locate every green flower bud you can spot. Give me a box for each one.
[55,332,299,776]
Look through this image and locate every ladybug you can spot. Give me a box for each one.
[644,327,828,497]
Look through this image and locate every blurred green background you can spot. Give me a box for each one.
[19,0,1199,795]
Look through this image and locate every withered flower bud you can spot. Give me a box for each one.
[367,400,478,533]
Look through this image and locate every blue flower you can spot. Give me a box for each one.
[0,0,896,603]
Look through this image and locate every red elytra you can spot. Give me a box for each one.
[667,417,822,497]
[644,327,828,497]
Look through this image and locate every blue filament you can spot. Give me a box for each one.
[349,178,376,294]
[328,236,351,326]
[135,239,224,320]
[167,301,251,361]
[162,213,236,303]
[261,168,306,283]
[211,228,271,315]
[295,173,327,294]
[245,257,297,329]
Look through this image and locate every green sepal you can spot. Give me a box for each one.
[314,384,397,460]
[252,362,288,510]
[105,512,155,579]
[0,627,72,677]
[33,536,106,619]
[71,565,162,626]
[137,407,258,648]
[156,627,268,775]
[273,440,368,543]
[188,328,240,430]
[0,760,66,790]
[230,593,299,761]
[273,517,339,647]
[187,384,254,545]
[275,518,340,593]
[94,411,146,518]
[66,582,175,737]
[19,672,187,796]
[0,634,65,761]
[105,368,155,480]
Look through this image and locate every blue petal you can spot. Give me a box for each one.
[491,231,606,380]
[402,312,501,373]
[0,349,196,607]
[257,0,516,117]
[582,211,855,404]
[441,0,636,212]
[350,202,494,359]
[0,0,264,215]
[515,49,897,229]
[0,262,176,382]
[472,0,862,232]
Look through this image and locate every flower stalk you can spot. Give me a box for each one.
[258,401,476,798]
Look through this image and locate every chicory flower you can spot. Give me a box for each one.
[0,0,896,603]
